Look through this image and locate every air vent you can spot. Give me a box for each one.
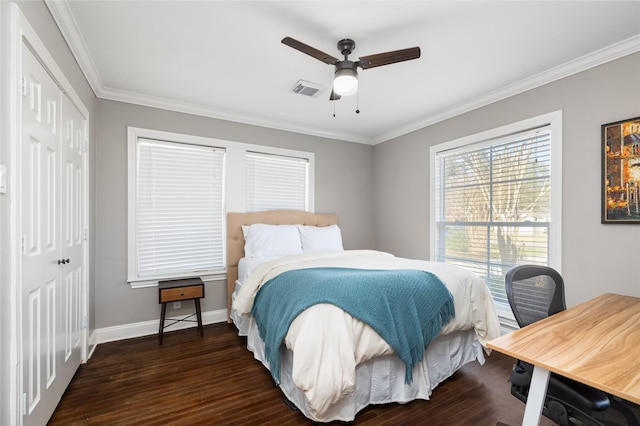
[291,80,323,97]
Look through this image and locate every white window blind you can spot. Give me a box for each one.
[246,151,308,212]
[135,138,225,278]
[434,126,552,307]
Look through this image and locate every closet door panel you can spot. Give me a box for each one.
[56,92,85,391]
[20,45,61,426]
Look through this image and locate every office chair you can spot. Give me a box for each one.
[505,265,639,426]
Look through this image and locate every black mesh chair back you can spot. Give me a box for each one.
[505,265,566,328]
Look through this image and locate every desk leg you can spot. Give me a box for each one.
[522,365,551,426]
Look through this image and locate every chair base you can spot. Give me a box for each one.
[511,385,609,426]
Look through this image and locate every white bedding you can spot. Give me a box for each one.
[232,250,501,422]
[248,321,483,422]
[237,256,278,283]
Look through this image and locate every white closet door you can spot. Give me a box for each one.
[20,43,84,426]
[56,92,85,393]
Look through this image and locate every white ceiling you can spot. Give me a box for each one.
[47,1,640,144]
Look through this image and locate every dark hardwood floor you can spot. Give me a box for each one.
[48,322,554,426]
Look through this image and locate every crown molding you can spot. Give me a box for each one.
[374,34,640,144]
[98,86,373,144]
[44,0,373,144]
[45,0,104,96]
[46,0,640,145]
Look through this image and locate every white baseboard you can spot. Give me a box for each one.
[95,309,228,344]
[87,330,98,358]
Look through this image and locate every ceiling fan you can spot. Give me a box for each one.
[282,36,421,101]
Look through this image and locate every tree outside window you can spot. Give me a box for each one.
[434,128,551,306]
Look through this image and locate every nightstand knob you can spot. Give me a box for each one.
[181,292,185,296]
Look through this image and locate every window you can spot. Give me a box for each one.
[246,152,308,212]
[430,111,562,320]
[128,127,314,287]
[131,138,225,283]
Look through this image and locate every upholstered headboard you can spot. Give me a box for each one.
[226,210,338,321]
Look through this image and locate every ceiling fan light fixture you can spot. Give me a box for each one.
[282,37,421,103]
[334,66,358,96]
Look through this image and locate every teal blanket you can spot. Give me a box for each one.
[251,267,455,385]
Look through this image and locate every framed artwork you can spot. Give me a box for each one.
[602,116,640,223]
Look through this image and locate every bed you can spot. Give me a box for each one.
[227,210,501,423]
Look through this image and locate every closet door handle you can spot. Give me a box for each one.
[58,259,70,265]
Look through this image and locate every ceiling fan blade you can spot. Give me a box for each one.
[282,37,340,66]
[329,89,341,101]
[358,47,421,69]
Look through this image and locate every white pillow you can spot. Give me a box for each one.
[242,224,303,258]
[297,225,344,253]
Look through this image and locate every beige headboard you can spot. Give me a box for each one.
[226,210,338,321]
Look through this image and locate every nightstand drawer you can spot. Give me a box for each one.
[159,285,203,302]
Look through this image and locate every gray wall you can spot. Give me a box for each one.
[94,99,374,328]
[0,1,97,424]
[373,52,640,307]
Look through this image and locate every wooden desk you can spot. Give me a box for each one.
[158,277,205,345]
[487,293,640,425]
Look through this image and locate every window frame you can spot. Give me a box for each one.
[429,111,563,323]
[127,127,314,288]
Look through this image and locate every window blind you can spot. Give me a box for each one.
[434,126,551,307]
[246,151,308,212]
[136,138,225,278]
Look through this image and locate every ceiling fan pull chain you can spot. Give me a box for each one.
[333,98,336,118]
[356,90,360,114]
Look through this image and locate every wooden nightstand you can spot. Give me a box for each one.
[158,277,205,344]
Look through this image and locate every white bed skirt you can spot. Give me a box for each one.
[237,314,485,423]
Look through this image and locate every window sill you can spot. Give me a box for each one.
[128,271,227,289]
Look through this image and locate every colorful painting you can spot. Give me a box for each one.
[602,116,640,223]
